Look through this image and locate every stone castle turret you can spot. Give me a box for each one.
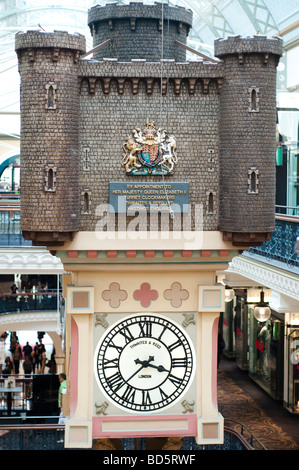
[15,31,86,245]
[215,35,283,246]
[88,2,193,62]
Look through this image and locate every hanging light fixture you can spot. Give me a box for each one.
[224,285,234,302]
[253,290,271,322]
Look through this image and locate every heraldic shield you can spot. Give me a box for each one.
[122,119,178,175]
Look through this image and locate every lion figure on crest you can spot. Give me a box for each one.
[122,136,142,173]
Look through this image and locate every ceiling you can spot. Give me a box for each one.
[0,0,298,137]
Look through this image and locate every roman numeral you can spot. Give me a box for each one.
[171,357,187,368]
[108,340,123,353]
[159,387,169,400]
[122,385,136,403]
[168,339,182,352]
[102,357,118,369]
[168,373,183,386]
[157,326,167,341]
[142,390,152,406]
[138,321,152,337]
[118,327,134,344]
[107,372,125,392]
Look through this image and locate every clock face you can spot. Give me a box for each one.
[94,314,195,413]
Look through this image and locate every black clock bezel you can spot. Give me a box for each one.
[94,313,196,413]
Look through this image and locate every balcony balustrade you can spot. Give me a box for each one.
[248,207,299,269]
[0,205,31,246]
[0,291,61,315]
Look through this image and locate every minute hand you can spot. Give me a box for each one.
[147,364,169,373]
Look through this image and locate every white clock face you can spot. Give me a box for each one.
[94,314,195,413]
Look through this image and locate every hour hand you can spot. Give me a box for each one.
[135,356,154,367]
[148,363,169,373]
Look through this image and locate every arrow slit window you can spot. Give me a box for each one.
[248,167,259,194]
[45,82,57,110]
[248,87,260,112]
[81,190,91,214]
[44,164,57,192]
[207,192,214,214]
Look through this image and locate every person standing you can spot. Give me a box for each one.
[23,355,33,398]
[58,373,67,424]
[12,342,22,374]
[33,342,39,373]
[23,341,32,358]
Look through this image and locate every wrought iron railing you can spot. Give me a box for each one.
[248,214,299,268]
[0,209,31,246]
[223,419,267,450]
[0,426,258,451]
[0,422,65,450]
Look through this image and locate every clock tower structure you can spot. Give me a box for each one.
[15,1,283,449]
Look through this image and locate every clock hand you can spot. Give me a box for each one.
[126,364,144,382]
[135,356,155,368]
[147,363,170,373]
[135,357,169,373]
[127,356,155,383]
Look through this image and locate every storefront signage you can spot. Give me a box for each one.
[109,182,189,213]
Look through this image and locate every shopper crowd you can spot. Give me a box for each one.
[1,334,56,376]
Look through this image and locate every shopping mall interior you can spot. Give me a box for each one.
[0,0,298,453]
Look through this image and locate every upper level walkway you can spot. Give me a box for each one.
[0,291,62,333]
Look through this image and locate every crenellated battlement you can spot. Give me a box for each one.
[88,1,193,62]
[15,30,86,54]
[88,1,193,25]
[214,34,283,61]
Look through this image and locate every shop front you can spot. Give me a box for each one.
[235,290,249,371]
[286,315,299,413]
[248,309,284,401]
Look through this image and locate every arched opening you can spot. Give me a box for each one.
[48,168,54,190]
[208,192,214,214]
[84,192,90,214]
[251,88,257,111]
[48,85,54,109]
[248,168,259,194]
[250,171,256,192]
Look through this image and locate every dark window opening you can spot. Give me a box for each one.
[48,169,54,190]
[84,192,90,214]
[251,89,257,111]
[208,192,214,214]
[48,85,54,108]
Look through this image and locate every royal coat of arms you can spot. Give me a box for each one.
[122,119,178,175]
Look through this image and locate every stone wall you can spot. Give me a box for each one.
[78,60,222,232]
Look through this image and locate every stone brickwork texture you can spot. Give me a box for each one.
[88,2,193,62]
[214,36,283,236]
[16,31,86,241]
[15,4,283,245]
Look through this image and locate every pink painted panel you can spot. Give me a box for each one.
[212,316,219,409]
[92,414,197,439]
[70,316,79,417]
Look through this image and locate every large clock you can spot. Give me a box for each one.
[94,314,195,413]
